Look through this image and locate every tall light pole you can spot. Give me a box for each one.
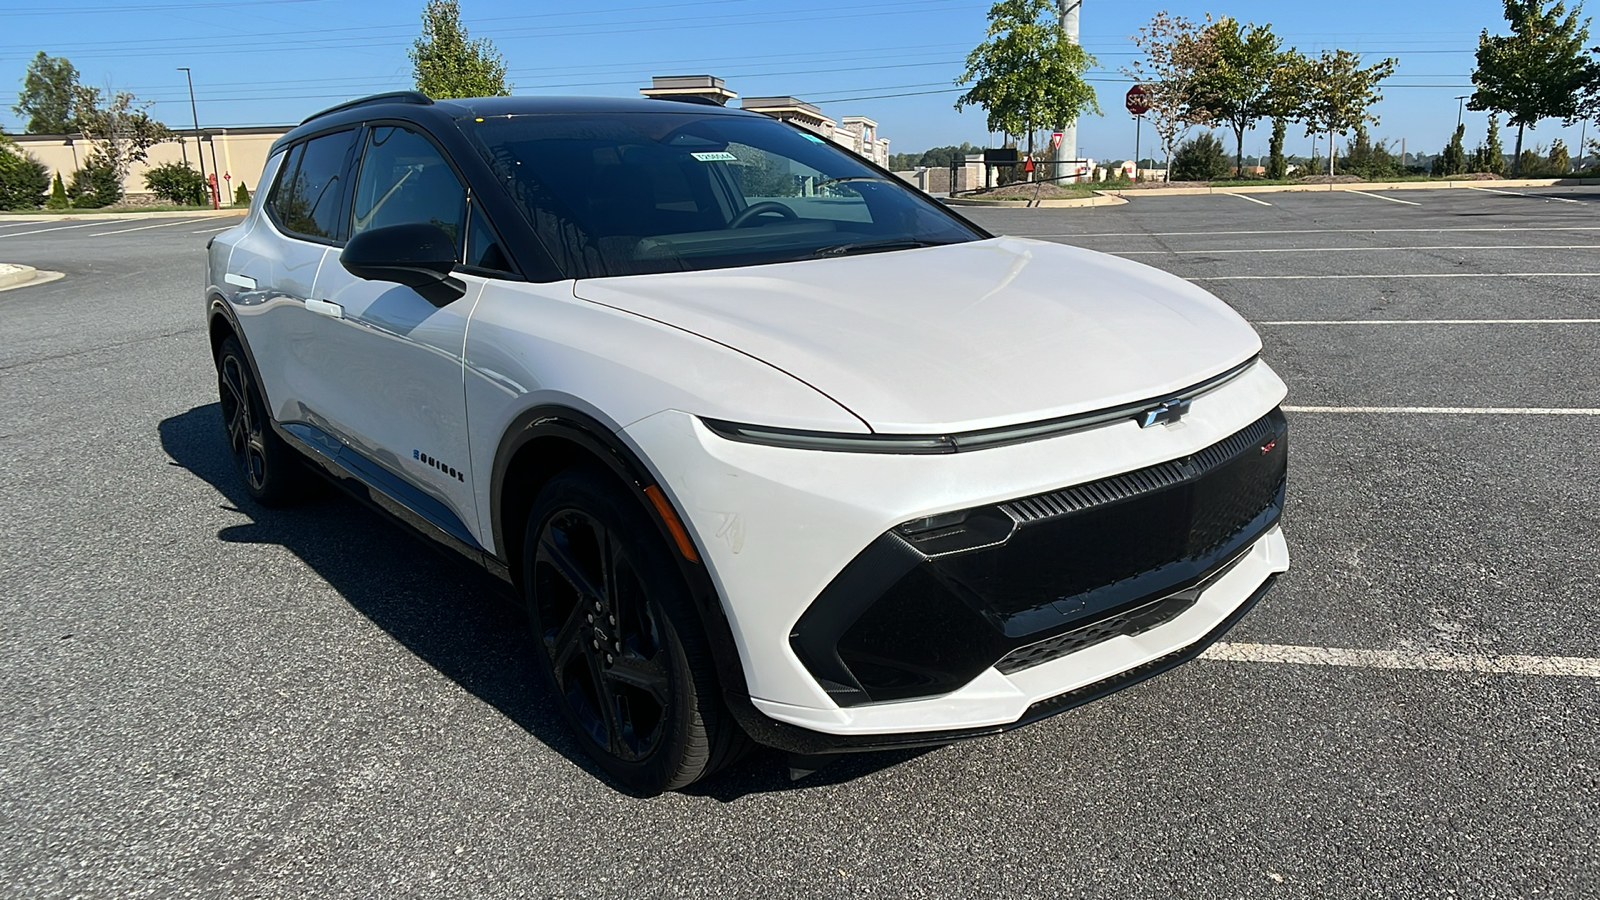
[1455,95,1469,130]
[1051,0,1081,181]
[177,67,214,208]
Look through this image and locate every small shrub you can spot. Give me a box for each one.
[143,161,207,206]
[0,147,51,209]
[234,182,250,206]
[1266,119,1288,180]
[46,172,69,208]
[68,159,123,208]
[1170,132,1230,182]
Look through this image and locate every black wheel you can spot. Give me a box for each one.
[523,469,745,793]
[215,335,309,507]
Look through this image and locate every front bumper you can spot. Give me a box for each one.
[621,360,1290,744]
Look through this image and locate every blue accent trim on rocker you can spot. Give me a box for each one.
[282,422,484,551]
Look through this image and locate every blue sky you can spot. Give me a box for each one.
[3,0,1595,162]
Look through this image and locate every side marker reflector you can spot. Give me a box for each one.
[643,485,700,563]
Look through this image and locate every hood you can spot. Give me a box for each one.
[572,237,1262,433]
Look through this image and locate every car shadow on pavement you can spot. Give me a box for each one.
[161,404,927,799]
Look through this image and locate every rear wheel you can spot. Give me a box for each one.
[523,469,745,793]
[215,336,309,506]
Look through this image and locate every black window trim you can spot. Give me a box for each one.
[347,117,526,282]
[263,124,361,248]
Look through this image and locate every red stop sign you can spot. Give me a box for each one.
[1125,84,1152,116]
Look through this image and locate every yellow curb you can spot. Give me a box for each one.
[0,264,36,288]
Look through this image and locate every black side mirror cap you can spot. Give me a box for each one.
[340,222,467,307]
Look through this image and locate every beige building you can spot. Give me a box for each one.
[11,126,290,206]
[638,77,892,168]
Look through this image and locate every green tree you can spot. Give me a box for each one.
[234,182,250,206]
[0,135,51,209]
[1267,117,1288,178]
[1472,113,1508,172]
[1549,137,1571,171]
[1435,123,1467,175]
[1300,49,1397,175]
[1125,12,1219,181]
[1170,131,1230,180]
[1469,0,1595,174]
[72,84,173,188]
[67,157,121,208]
[956,0,1100,162]
[46,171,69,209]
[1188,18,1305,177]
[410,0,510,99]
[143,161,207,206]
[13,52,79,134]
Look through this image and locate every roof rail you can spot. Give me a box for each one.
[300,91,434,125]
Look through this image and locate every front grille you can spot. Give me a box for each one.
[791,407,1288,705]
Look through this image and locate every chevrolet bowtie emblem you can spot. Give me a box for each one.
[1138,398,1192,428]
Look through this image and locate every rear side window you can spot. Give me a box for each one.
[268,130,356,241]
[351,126,466,244]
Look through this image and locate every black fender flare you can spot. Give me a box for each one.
[489,406,755,707]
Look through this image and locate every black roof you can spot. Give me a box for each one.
[276,91,757,151]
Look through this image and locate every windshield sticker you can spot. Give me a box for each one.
[690,151,738,162]
[799,133,825,144]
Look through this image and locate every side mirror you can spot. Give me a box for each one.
[340,222,466,307]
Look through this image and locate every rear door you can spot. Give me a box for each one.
[299,123,490,545]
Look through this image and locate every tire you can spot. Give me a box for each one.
[523,468,747,794]
[215,335,309,507]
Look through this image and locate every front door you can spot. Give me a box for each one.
[298,123,485,547]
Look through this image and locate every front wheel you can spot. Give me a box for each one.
[523,469,745,793]
[215,335,309,506]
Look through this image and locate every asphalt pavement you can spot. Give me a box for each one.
[2,188,1597,898]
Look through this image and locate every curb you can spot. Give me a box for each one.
[1099,177,1600,199]
[0,264,37,289]
[946,192,1130,209]
[0,208,245,223]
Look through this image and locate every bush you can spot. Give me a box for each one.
[1170,132,1229,181]
[0,146,51,209]
[68,159,123,208]
[46,172,68,208]
[143,161,207,206]
[234,182,249,206]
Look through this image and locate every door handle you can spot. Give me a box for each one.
[305,298,344,319]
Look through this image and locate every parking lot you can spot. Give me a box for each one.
[2,186,1598,897]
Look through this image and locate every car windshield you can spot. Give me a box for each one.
[463,110,984,278]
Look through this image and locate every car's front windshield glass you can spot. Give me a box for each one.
[463,110,984,278]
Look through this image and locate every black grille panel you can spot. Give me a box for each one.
[792,408,1288,705]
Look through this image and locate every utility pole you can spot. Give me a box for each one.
[177,67,215,209]
[1455,95,1469,130]
[1052,0,1081,182]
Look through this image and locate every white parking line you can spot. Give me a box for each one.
[1203,642,1600,678]
[1259,318,1600,325]
[91,217,216,236]
[0,219,49,229]
[1221,192,1273,206]
[1117,244,1600,255]
[1193,272,1600,281]
[0,220,115,239]
[1467,185,1584,204]
[1283,405,1600,414]
[1345,189,1421,206]
[192,224,236,234]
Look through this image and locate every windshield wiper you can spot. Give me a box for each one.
[810,239,944,257]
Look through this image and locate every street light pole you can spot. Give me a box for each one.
[177,67,215,209]
[1455,95,1469,130]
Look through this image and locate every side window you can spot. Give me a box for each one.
[268,130,356,241]
[464,205,513,274]
[351,126,466,245]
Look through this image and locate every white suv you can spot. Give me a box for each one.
[205,91,1289,794]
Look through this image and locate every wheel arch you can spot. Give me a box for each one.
[490,406,753,700]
